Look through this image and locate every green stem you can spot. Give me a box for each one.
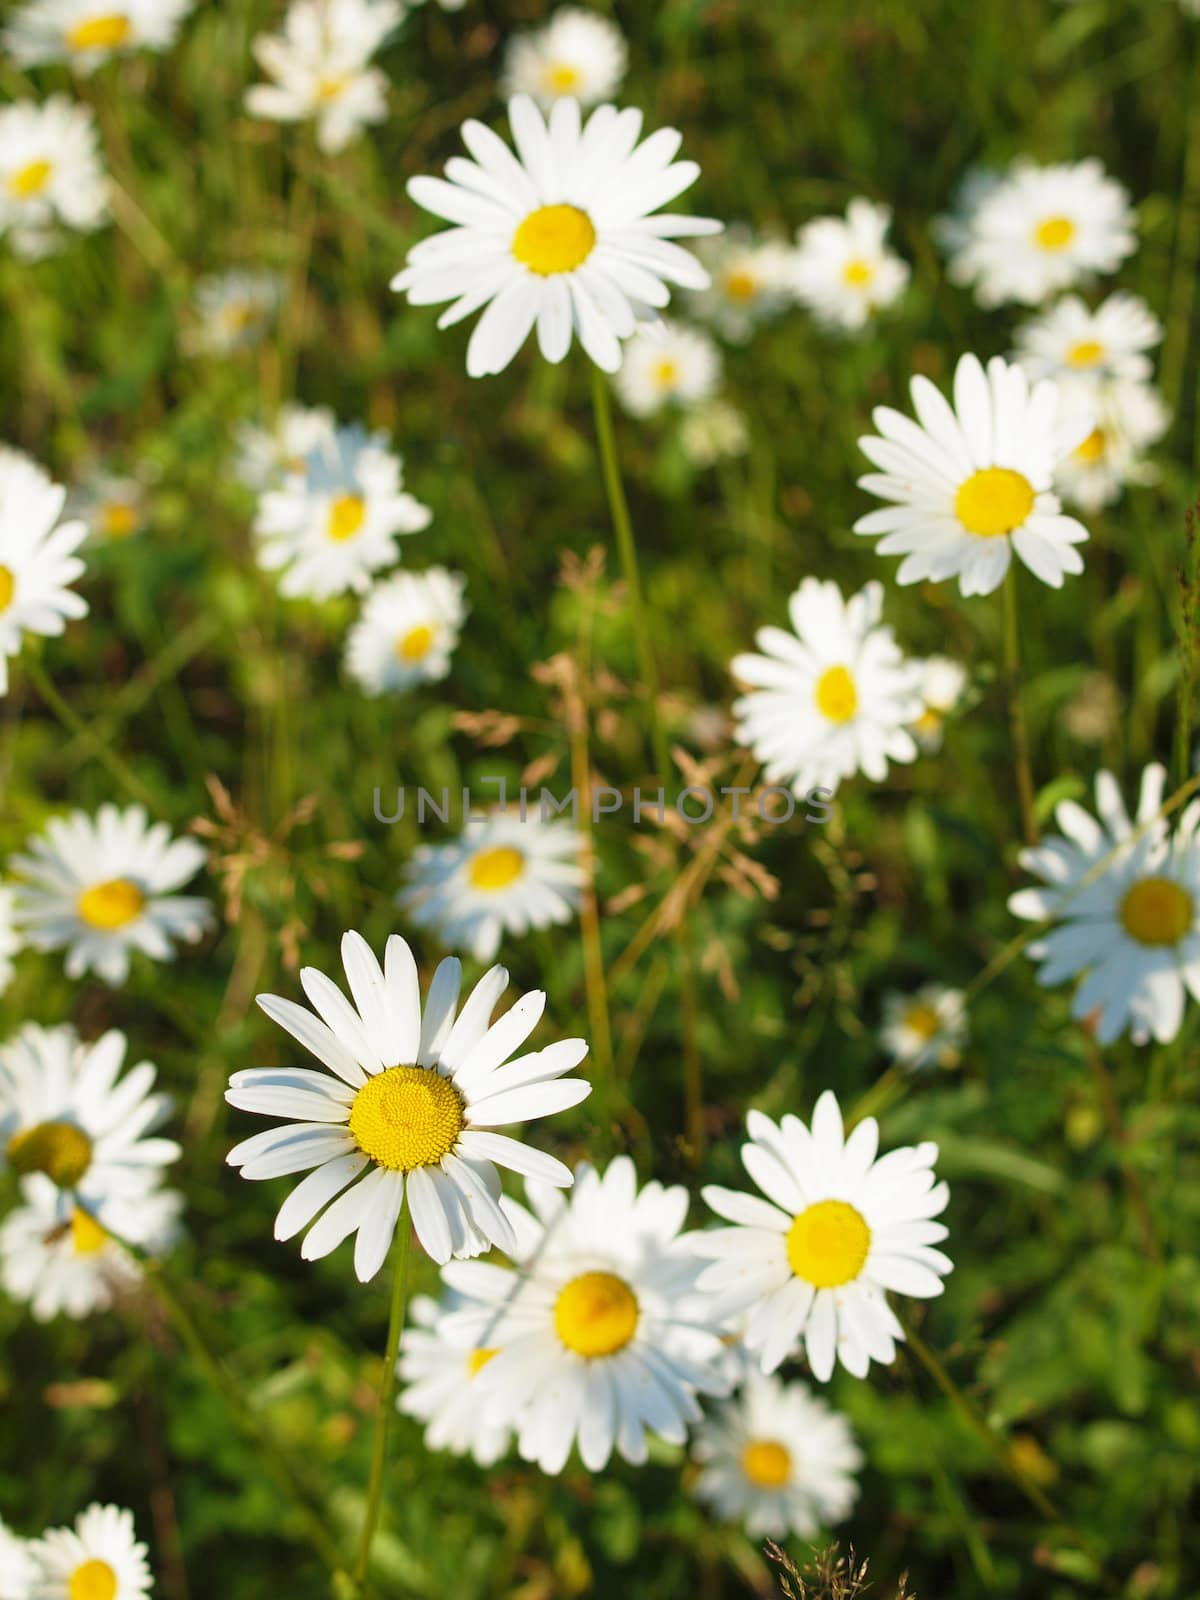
[1162,31,1200,433]
[589,364,672,783]
[25,657,158,810]
[352,1221,413,1589]
[1002,566,1037,848]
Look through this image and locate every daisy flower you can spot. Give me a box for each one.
[679,398,750,467]
[187,270,281,355]
[790,199,910,332]
[880,984,967,1071]
[26,1506,151,1600]
[226,931,591,1282]
[396,1292,513,1465]
[731,578,923,798]
[399,811,584,963]
[939,159,1136,308]
[612,319,721,417]
[694,1090,952,1381]
[0,1173,181,1322]
[3,0,196,72]
[0,97,107,260]
[391,94,721,377]
[10,803,211,986]
[689,1370,862,1538]
[854,352,1093,596]
[0,1023,179,1216]
[438,1158,730,1473]
[345,567,467,694]
[1013,292,1162,385]
[0,1519,37,1600]
[1009,764,1200,1045]
[1050,377,1168,513]
[0,888,19,997]
[254,423,432,601]
[0,452,88,697]
[501,7,627,111]
[67,469,146,542]
[233,403,337,493]
[246,0,402,155]
[910,655,968,752]
[687,224,794,343]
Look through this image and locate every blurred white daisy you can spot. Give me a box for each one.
[0,1023,179,1214]
[245,0,402,154]
[254,423,431,600]
[227,931,590,1281]
[690,1370,861,1538]
[880,984,967,1071]
[612,319,721,418]
[938,159,1136,308]
[501,7,627,111]
[0,1173,181,1322]
[694,1090,952,1380]
[0,888,19,998]
[27,1505,151,1600]
[679,398,750,468]
[10,803,211,986]
[233,403,337,493]
[345,567,467,694]
[0,97,107,260]
[67,469,146,542]
[0,452,88,696]
[0,1518,37,1600]
[910,655,968,752]
[1010,764,1200,1045]
[396,1292,513,1465]
[3,0,197,72]
[1013,292,1162,385]
[391,94,721,376]
[790,199,910,332]
[855,352,1093,596]
[731,578,922,798]
[400,811,584,963]
[187,270,281,355]
[439,1158,730,1473]
[687,224,794,343]
[1051,377,1169,513]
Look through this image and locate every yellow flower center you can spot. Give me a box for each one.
[786,1199,871,1289]
[1073,428,1106,464]
[467,1347,498,1376]
[316,75,350,102]
[904,1003,942,1040]
[71,1207,108,1256]
[512,204,596,276]
[954,467,1035,537]
[1067,339,1104,368]
[77,877,145,930]
[545,61,582,94]
[397,623,435,662]
[1119,876,1194,947]
[0,564,14,613]
[8,159,53,199]
[348,1065,464,1171]
[723,267,759,303]
[468,845,526,892]
[102,501,139,538]
[327,493,367,542]
[741,1438,792,1489]
[554,1271,639,1357]
[842,257,874,286]
[916,708,942,737]
[7,1121,93,1188]
[67,13,131,50]
[219,301,261,337]
[652,357,680,390]
[814,664,858,723]
[1034,215,1076,252]
[68,1559,118,1600]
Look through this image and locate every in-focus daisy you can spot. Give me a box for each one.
[26,1506,151,1600]
[345,567,467,694]
[689,1370,862,1538]
[790,199,910,332]
[1010,764,1200,1045]
[226,931,590,1281]
[0,1023,179,1216]
[0,1518,37,1600]
[855,352,1093,596]
[187,270,281,355]
[612,319,721,417]
[68,469,146,542]
[731,578,922,798]
[396,1292,513,1465]
[0,1173,181,1321]
[0,452,88,697]
[1050,377,1169,513]
[254,423,432,600]
[3,0,196,72]
[246,0,402,154]
[233,403,337,493]
[0,888,19,997]
[501,7,627,110]
[694,1090,952,1380]
[687,224,794,343]
[679,398,750,468]
[439,1158,730,1472]
[910,655,968,752]
[939,159,1136,308]
[391,94,721,377]
[1013,292,1162,385]
[880,984,967,1071]
[10,804,211,986]
[400,811,584,963]
[0,97,107,260]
